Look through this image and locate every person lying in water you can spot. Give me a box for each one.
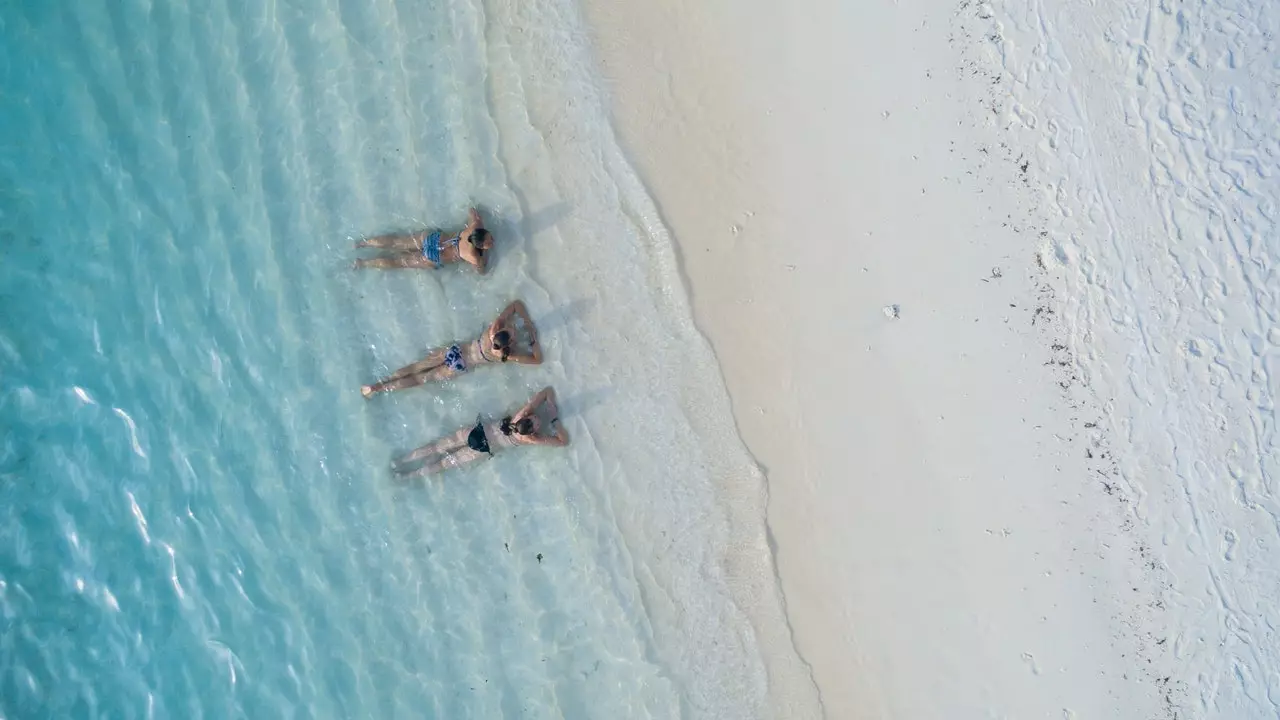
[361,300,541,398]
[352,207,492,273]
[392,386,569,477]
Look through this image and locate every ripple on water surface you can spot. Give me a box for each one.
[0,0,813,718]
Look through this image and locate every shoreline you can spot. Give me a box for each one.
[581,0,1168,716]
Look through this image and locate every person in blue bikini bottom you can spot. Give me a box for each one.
[360,300,542,398]
[353,207,492,273]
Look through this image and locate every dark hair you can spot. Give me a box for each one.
[499,416,535,436]
[492,330,512,362]
[469,228,490,247]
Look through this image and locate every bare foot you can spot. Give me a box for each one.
[351,259,364,270]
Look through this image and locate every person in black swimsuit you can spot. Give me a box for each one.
[392,387,569,477]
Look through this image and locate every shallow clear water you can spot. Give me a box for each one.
[0,1,810,718]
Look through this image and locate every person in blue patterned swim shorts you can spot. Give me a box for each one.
[353,208,493,273]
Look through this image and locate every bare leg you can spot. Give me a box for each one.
[364,370,432,397]
[363,370,430,396]
[364,353,445,396]
[401,446,489,478]
[362,364,456,398]
[391,451,439,478]
[355,231,425,250]
[353,251,436,270]
[384,348,448,382]
[394,427,470,468]
[392,445,436,470]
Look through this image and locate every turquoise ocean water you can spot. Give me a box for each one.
[0,1,818,718]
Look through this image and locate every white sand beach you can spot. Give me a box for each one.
[580,0,1280,716]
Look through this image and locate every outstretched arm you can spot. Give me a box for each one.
[468,207,484,230]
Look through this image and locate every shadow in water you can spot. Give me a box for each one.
[535,297,595,336]
[522,201,571,237]
[556,386,614,419]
